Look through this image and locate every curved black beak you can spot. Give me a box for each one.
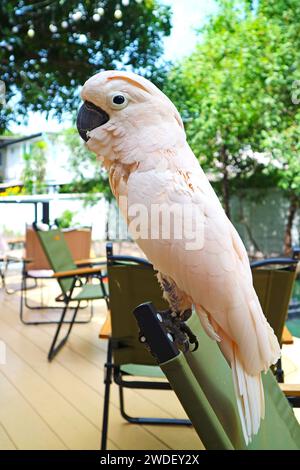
[76,101,109,142]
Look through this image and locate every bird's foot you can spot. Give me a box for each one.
[158,308,199,353]
[178,321,199,352]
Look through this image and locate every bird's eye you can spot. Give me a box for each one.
[113,95,125,105]
[109,92,128,110]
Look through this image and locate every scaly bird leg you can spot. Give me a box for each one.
[160,308,198,352]
[156,273,199,351]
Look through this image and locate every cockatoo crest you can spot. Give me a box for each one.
[81,70,183,128]
[79,71,185,168]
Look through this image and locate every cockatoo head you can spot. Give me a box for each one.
[77,70,185,164]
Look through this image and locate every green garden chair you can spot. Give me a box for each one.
[251,257,298,382]
[31,227,108,361]
[20,225,95,323]
[134,302,300,450]
[100,243,191,450]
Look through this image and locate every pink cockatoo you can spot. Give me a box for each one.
[77,70,280,444]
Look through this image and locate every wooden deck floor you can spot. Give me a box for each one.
[0,273,299,450]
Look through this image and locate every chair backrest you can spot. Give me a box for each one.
[251,258,298,345]
[106,243,168,366]
[25,226,92,272]
[134,303,300,450]
[36,228,77,294]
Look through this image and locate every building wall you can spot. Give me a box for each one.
[43,133,74,185]
[3,143,25,182]
[1,133,74,187]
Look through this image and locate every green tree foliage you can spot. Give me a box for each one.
[59,127,113,203]
[262,116,300,253]
[0,0,171,132]
[22,140,47,194]
[55,209,77,228]
[165,0,300,252]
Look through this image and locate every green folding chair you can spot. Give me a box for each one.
[251,257,298,382]
[134,302,300,450]
[30,227,108,361]
[100,243,191,451]
[20,225,94,322]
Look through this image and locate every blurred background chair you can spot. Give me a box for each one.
[251,256,298,382]
[20,224,95,323]
[22,227,108,361]
[99,242,191,451]
[0,232,24,294]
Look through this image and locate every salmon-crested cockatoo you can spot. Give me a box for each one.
[77,70,280,445]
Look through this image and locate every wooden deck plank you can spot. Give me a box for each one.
[0,315,120,446]
[0,346,100,450]
[0,312,120,446]
[0,423,17,450]
[0,370,66,450]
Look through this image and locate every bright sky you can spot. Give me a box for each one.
[163,0,217,60]
[10,0,217,135]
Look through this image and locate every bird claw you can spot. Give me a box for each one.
[137,308,199,358]
[158,308,199,353]
[178,320,199,352]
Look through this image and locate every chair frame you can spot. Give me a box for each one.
[19,258,94,325]
[250,256,298,383]
[47,267,108,361]
[101,243,191,451]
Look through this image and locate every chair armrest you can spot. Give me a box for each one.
[22,257,34,263]
[53,266,103,279]
[7,237,25,246]
[99,311,111,339]
[6,255,23,262]
[6,256,33,263]
[282,325,294,345]
[279,384,300,397]
[75,257,106,266]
